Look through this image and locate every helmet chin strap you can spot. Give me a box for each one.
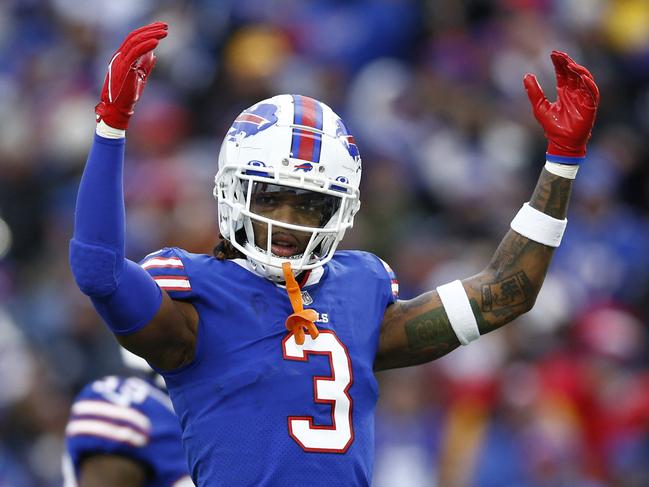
[246,256,286,282]
[244,242,315,282]
[245,254,307,282]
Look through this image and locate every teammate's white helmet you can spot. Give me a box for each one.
[120,347,166,389]
[120,347,153,373]
[214,94,362,281]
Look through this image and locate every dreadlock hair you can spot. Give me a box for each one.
[213,230,246,260]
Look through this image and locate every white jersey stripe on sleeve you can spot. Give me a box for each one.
[71,400,151,431]
[153,276,192,291]
[142,248,166,259]
[379,257,399,297]
[66,419,149,447]
[141,257,184,270]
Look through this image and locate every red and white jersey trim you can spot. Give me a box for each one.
[390,279,399,296]
[153,276,192,291]
[66,419,149,447]
[141,256,184,270]
[379,258,399,297]
[141,253,192,291]
[71,400,151,431]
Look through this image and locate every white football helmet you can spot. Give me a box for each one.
[214,94,362,281]
[120,347,153,373]
[120,347,166,389]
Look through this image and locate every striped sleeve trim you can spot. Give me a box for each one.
[66,419,149,447]
[153,275,191,292]
[141,256,184,270]
[140,249,192,293]
[379,258,399,297]
[71,400,151,431]
[391,279,399,296]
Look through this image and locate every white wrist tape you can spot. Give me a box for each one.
[544,161,579,179]
[436,280,480,346]
[96,120,126,139]
[510,202,567,247]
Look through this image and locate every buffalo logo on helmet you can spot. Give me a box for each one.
[335,118,361,164]
[227,103,279,141]
[293,162,313,173]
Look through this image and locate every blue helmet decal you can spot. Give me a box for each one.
[335,118,361,163]
[247,160,266,167]
[245,160,270,177]
[227,103,279,141]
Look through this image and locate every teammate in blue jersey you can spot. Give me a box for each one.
[62,349,193,487]
[69,23,599,485]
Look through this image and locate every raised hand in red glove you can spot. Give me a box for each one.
[95,22,168,130]
[524,51,599,163]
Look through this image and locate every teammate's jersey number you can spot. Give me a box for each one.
[282,330,354,453]
[92,376,150,407]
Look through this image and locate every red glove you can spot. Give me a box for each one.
[95,22,168,130]
[524,51,599,163]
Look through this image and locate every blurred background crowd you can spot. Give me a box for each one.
[1,0,649,485]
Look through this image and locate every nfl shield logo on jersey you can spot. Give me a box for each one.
[301,290,313,305]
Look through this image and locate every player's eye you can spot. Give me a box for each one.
[295,199,322,213]
[253,194,278,207]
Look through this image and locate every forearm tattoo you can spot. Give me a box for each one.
[528,168,572,218]
[404,305,454,353]
[403,298,490,351]
[477,169,572,332]
[376,169,574,370]
[481,271,532,314]
[377,294,464,369]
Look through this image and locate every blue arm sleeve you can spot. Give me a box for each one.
[70,134,162,335]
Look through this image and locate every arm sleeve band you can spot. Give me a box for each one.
[436,280,480,346]
[510,202,567,247]
[69,134,162,334]
[544,161,579,179]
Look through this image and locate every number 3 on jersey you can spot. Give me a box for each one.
[282,330,354,453]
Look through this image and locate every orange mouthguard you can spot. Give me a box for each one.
[282,262,319,345]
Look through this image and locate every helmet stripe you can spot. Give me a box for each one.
[291,95,323,163]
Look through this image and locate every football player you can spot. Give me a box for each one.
[62,348,193,487]
[69,23,599,485]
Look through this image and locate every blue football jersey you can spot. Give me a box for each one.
[140,249,398,486]
[63,376,193,487]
